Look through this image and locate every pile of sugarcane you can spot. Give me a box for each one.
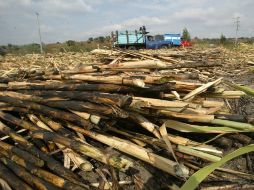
[0,49,253,190]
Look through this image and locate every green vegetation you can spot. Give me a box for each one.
[220,34,227,44]
[181,144,254,190]
[0,36,111,55]
[193,37,254,49]
[0,34,253,56]
[182,27,191,41]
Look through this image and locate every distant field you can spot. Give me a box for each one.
[0,37,253,56]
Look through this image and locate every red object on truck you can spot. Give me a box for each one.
[181,41,192,47]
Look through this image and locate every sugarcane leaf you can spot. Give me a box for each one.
[224,80,254,97]
[164,120,254,133]
[160,124,189,178]
[160,124,178,163]
[180,144,254,190]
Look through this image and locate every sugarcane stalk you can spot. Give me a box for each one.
[0,112,84,185]
[31,138,49,153]
[31,130,133,171]
[0,128,27,141]
[129,112,161,139]
[210,119,254,130]
[107,60,168,69]
[38,116,95,151]
[44,100,128,118]
[39,115,75,135]
[0,156,62,190]
[0,151,88,190]
[0,141,44,167]
[109,126,218,153]
[47,74,146,88]
[158,110,215,123]
[8,81,137,92]
[182,78,222,100]
[18,90,132,107]
[8,81,200,93]
[0,96,94,129]
[28,114,93,172]
[131,96,189,109]
[23,143,86,186]
[201,90,246,98]
[69,110,101,125]
[0,162,33,190]
[0,91,129,118]
[63,123,188,177]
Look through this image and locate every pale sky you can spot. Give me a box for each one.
[0,0,253,45]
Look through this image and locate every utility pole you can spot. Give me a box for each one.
[233,16,240,46]
[35,12,43,53]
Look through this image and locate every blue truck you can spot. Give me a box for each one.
[111,26,181,50]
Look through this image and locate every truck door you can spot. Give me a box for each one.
[145,36,159,49]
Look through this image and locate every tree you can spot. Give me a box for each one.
[182,28,191,41]
[220,34,227,44]
[98,36,105,43]
[66,40,76,46]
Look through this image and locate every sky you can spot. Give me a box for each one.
[0,0,253,45]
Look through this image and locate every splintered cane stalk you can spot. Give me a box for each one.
[27,114,93,172]
[64,123,189,178]
[182,77,223,101]
[109,126,222,160]
[129,112,161,139]
[31,130,133,172]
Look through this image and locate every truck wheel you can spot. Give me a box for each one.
[128,46,136,50]
[161,45,168,49]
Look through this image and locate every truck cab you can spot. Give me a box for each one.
[145,34,181,49]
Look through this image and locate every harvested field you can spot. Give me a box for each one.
[0,44,253,190]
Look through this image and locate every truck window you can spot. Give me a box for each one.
[154,35,164,41]
[148,36,154,41]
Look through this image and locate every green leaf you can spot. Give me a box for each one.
[224,81,254,97]
[164,120,254,133]
[180,144,254,190]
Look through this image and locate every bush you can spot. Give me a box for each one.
[66,40,76,46]
[0,47,7,56]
